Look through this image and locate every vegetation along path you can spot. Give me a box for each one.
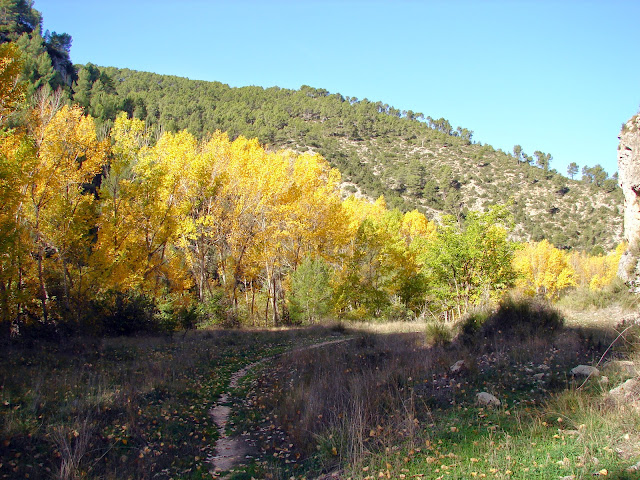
[208,337,353,477]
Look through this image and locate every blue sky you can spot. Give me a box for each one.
[36,0,639,177]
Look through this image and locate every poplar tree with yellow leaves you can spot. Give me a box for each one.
[0,42,35,331]
[1,43,108,329]
[513,239,576,299]
[93,114,195,327]
[568,243,625,291]
[333,201,430,319]
[0,91,106,326]
[27,103,106,318]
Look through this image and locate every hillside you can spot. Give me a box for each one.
[0,0,623,251]
[77,65,622,251]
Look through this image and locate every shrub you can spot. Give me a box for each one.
[425,319,454,346]
[382,296,414,322]
[197,291,227,327]
[92,291,157,336]
[459,308,491,339]
[481,296,563,340]
[460,296,563,345]
[155,301,202,334]
[288,256,333,325]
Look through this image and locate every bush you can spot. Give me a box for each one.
[382,297,414,322]
[425,319,454,346]
[460,296,564,344]
[459,308,491,339]
[92,291,157,336]
[557,277,640,311]
[288,256,332,325]
[197,291,226,328]
[155,301,202,334]
[484,296,563,339]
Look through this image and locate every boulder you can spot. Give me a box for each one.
[476,392,501,407]
[606,360,638,376]
[609,378,640,398]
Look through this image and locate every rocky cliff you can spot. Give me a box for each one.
[617,112,640,289]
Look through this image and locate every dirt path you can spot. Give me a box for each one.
[208,337,351,477]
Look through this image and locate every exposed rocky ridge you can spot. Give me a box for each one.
[617,113,640,289]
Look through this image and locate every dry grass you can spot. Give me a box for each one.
[229,301,640,479]
[343,319,429,334]
[2,300,639,479]
[0,326,344,479]
[561,303,636,330]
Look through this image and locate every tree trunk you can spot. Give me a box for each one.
[37,250,48,323]
[271,274,279,326]
[250,283,256,318]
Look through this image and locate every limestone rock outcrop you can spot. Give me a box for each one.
[617,113,640,290]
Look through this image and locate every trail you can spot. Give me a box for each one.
[208,337,351,477]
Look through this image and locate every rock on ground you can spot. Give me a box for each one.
[476,392,501,407]
[450,360,466,374]
[609,378,640,398]
[570,365,600,377]
[606,360,638,376]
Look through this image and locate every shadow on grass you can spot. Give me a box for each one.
[0,312,637,480]
[228,314,640,479]
[0,324,350,480]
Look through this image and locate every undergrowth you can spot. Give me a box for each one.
[558,277,640,311]
[229,301,640,479]
[2,298,639,480]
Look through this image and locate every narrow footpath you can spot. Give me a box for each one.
[207,338,351,477]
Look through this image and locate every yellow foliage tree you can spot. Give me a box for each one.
[173,133,348,324]
[0,43,30,329]
[0,129,35,328]
[19,102,106,321]
[400,209,437,244]
[569,243,625,291]
[333,203,430,318]
[92,113,150,292]
[95,114,194,298]
[513,239,576,299]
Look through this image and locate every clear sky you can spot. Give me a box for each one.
[36,0,639,178]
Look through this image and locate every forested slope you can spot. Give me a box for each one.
[0,0,623,251]
[75,65,622,251]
